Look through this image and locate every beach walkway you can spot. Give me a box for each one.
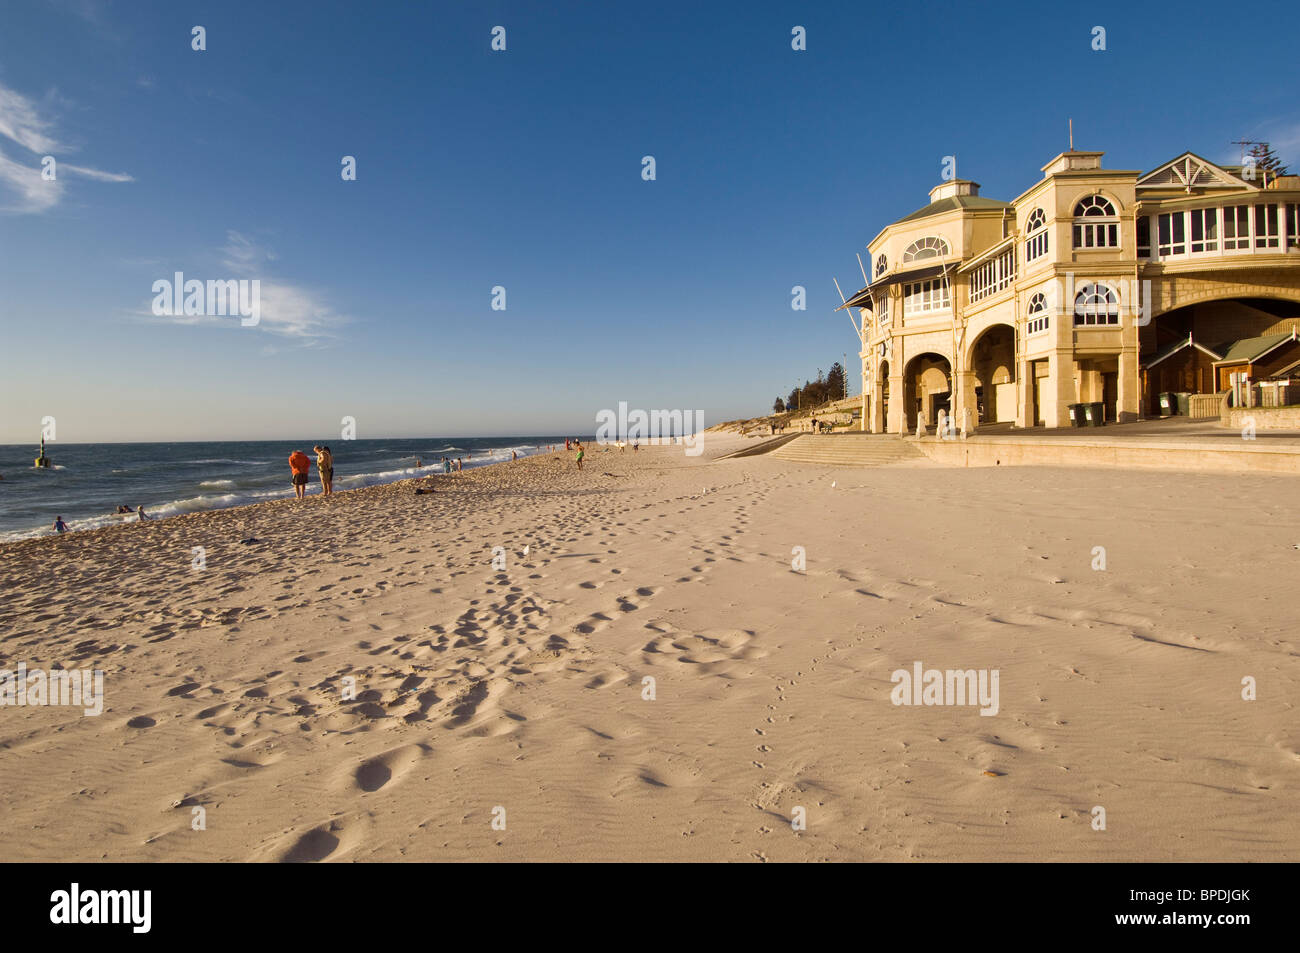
[752,417,1300,473]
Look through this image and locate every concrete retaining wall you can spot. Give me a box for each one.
[1223,406,1300,430]
[913,436,1300,474]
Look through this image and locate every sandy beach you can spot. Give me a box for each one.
[1,436,1296,862]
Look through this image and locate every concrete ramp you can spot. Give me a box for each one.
[716,433,802,459]
[768,434,927,466]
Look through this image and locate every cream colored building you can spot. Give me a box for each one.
[840,150,1300,432]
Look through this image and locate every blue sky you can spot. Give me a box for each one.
[1,0,1297,442]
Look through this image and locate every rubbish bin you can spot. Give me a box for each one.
[1067,403,1085,427]
[1158,392,1176,416]
[1175,392,1190,416]
[1085,402,1106,426]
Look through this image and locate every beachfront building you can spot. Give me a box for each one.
[839,150,1300,431]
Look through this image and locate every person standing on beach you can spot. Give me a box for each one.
[575,441,585,471]
[313,445,334,497]
[289,450,311,500]
[53,516,68,534]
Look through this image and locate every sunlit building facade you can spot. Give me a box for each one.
[841,150,1300,431]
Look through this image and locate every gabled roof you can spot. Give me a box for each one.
[1268,356,1300,379]
[1141,333,1223,370]
[1137,152,1257,192]
[1213,330,1300,365]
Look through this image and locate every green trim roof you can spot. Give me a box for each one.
[892,195,1011,225]
[1211,335,1294,364]
[1215,332,1297,364]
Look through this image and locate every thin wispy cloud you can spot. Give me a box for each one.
[139,231,351,346]
[0,82,132,213]
[0,150,63,212]
[0,85,64,153]
[61,163,134,183]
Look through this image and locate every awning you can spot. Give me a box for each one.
[835,262,951,311]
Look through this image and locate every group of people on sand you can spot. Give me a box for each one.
[563,436,645,471]
[53,503,148,534]
[288,445,334,500]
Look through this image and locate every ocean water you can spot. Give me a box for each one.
[0,437,583,541]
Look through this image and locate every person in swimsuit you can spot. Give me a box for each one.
[53,516,68,534]
[289,450,312,500]
[313,445,334,497]
[137,506,149,521]
[575,441,585,471]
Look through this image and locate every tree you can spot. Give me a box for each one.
[1247,142,1289,180]
[773,397,785,413]
[826,362,846,402]
[787,387,800,412]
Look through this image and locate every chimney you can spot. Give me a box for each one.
[929,179,981,203]
[1042,151,1104,177]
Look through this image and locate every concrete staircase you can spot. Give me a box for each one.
[768,434,927,466]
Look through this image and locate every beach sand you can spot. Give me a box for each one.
[1,436,1296,862]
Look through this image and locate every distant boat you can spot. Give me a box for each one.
[34,434,51,468]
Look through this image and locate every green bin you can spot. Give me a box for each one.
[1084,402,1106,426]
[1175,392,1190,416]
[1067,403,1085,427]
[1158,392,1175,416]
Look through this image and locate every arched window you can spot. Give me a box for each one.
[1072,195,1119,248]
[874,254,888,277]
[902,236,949,262]
[1073,282,1119,326]
[1026,291,1049,335]
[1024,208,1049,261]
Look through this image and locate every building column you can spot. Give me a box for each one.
[1046,350,1077,428]
[1016,357,1032,427]
[887,368,905,434]
[1117,347,1139,423]
[954,368,977,435]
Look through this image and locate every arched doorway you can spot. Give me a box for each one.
[968,324,1016,424]
[1140,297,1300,415]
[903,353,952,431]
